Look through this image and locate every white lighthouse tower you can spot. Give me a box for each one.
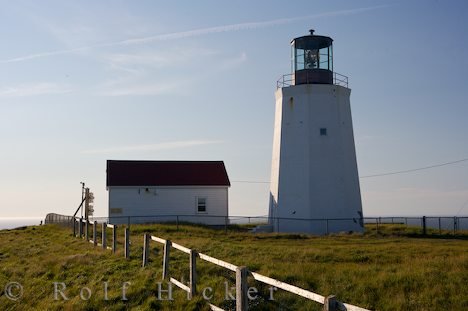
[268,30,363,234]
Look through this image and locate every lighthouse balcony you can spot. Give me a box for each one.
[277,71,348,89]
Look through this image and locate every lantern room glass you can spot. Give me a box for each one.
[291,38,333,72]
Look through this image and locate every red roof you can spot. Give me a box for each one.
[106,160,230,187]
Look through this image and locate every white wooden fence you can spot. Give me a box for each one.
[74,219,130,259]
[141,233,370,311]
[72,219,370,311]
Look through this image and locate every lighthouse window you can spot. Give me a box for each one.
[320,128,327,136]
[294,48,305,70]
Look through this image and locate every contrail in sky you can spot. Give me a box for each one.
[1,5,390,64]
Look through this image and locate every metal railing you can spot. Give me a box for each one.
[47,213,468,236]
[88,214,468,235]
[363,216,468,235]
[333,72,349,87]
[276,71,349,88]
[45,213,74,227]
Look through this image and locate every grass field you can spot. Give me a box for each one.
[0,223,467,310]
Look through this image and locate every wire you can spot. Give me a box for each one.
[359,157,468,179]
[231,156,468,183]
[455,198,468,216]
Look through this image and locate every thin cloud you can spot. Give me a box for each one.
[0,82,72,97]
[1,47,90,63]
[81,140,223,154]
[0,5,391,64]
[98,81,178,96]
[107,52,170,67]
[97,51,246,96]
[218,52,247,70]
[117,5,388,45]
[105,48,217,68]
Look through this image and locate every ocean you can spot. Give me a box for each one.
[0,217,44,230]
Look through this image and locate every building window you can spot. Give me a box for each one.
[197,197,207,213]
[320,128,327,136]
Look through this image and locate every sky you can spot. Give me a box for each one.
[1,0,468,218]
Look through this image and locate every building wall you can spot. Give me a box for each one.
[108,186,229,225]
[269,83,363,234]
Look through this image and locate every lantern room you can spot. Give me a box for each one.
[291,29,333,85]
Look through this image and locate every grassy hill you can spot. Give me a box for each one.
[0,223,467,310]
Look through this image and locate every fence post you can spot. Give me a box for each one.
[375,218,379,234]
[124,227,130,259]
[112,225,117,254]
[162,240,171,279]
[422,216,427,235]
[127,216,130,229]
[438,217,441,235]
[453,217,457,235]
[189,249,197,298]
[142,233,150,267]
[78,218,83,238]
[102,222,107,250]
[236,266,248,311]
[73,219,76,236]
[93,221,97,246]
[323,295,337,311]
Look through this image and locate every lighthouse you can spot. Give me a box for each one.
[268,30,364,234]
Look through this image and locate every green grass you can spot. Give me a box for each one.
[0,224,467,310]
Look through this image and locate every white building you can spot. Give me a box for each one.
[268,30,364,234]
[107,160,230,225]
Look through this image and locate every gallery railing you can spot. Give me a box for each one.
[276,71,349,88]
